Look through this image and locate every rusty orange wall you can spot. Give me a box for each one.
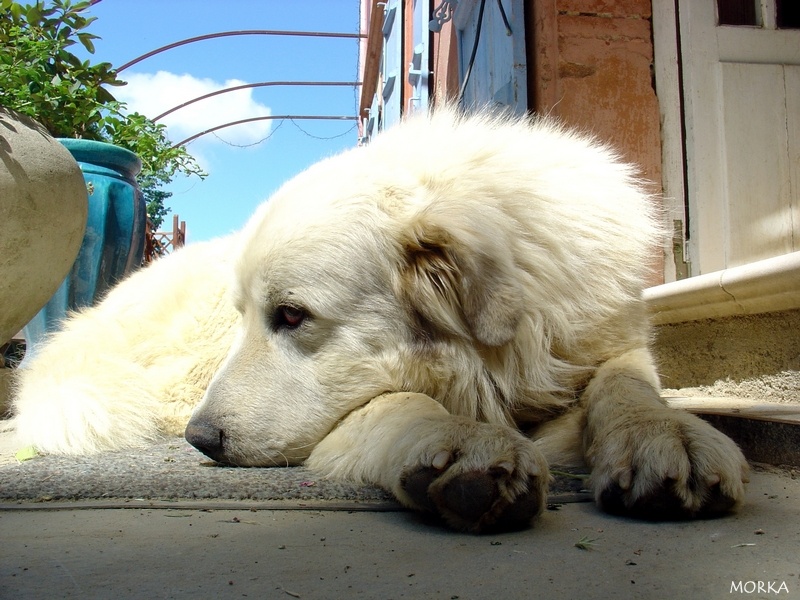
[531,0,664,283]
[532,0,662,188]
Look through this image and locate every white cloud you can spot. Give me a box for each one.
[115,71,273,147]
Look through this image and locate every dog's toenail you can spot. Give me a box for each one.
[432,450,450,470]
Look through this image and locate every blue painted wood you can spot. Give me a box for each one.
[408,0,431,114]
[382,0,404,130]
[456,0,528,114]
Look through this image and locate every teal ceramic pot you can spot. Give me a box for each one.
[23,139,146,357]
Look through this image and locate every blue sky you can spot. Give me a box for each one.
[82,0,363,242]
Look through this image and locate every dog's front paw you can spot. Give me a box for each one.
[396,420,549,533]
[586,408,749,520]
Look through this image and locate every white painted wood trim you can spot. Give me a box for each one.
[652,0,686,284]
[644,251,800,324]
[717,27,800,64]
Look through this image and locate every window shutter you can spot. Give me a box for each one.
[408,0,431,114]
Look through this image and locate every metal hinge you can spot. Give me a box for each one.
[672,219,691,280]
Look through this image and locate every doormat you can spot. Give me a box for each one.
[0,437,591,510]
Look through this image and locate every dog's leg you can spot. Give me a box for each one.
[307,392,549,533]
[581,348,749,519]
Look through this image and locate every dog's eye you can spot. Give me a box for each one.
[274,305,307,330]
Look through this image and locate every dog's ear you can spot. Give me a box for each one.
[397,214,523,347]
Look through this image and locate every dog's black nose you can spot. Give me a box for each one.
[185,420,227,463]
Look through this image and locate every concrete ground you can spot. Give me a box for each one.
[1,466,797,600]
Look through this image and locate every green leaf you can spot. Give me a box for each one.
[77,31,95,53]
[15,445,39,462]
[95,87,117,104]
[25,5,42,24]
[575,536,600,551]
[9,2,23,19]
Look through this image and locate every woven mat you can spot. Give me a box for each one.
[0,437,591,510]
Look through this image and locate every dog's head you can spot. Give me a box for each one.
[184,143,525,467]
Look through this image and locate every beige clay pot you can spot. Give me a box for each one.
[0,108,88,345]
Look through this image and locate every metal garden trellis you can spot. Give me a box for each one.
[117,29,365,147]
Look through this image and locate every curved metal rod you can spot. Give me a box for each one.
[118,30,366,72]
[154,81,362,122]
[173,115,358,148]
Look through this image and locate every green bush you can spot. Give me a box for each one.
[0,0,205,227]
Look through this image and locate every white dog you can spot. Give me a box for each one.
[11,109,748,532]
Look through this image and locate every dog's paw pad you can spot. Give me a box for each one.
[400,466,440,512]
[396,420,549,532]
[698,481,739,518]
[399,462,545,533]
[436,467,545,533]
[599,479,688,520]
[490,474,545,531]
[598,475,741,521]
[440,469,503,522]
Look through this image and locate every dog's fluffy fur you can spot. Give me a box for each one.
[11,109,748,532]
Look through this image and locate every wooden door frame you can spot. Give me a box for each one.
[653,0,800,279]
[652,0,690,283]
